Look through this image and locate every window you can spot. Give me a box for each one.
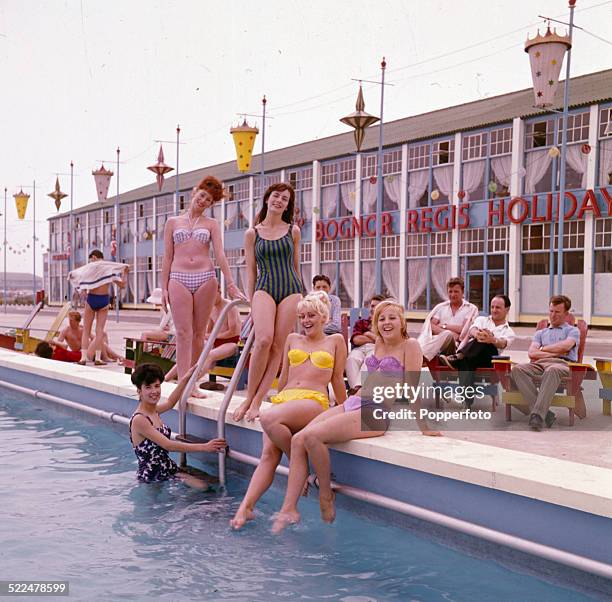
[321,163,338,186]
[433,140,454,165]
[557,111,590,144]
[595,217,612,249]
[361,155,377,178]
[406,233,428,258]
[227,179,249,201]
[521,221,584,275]
[288,167,313,190]
[432,231,452,256]
[460,228,485,255]
[253,173,281,198]
[462,132,488,161]
[383,150,402,175]
[487,226,509,253]
[360,237,376,260]
[382,235,399,259]
[525,119,554,149]
[408,143,430,171]
[339,158,356,182]
[490,126,513,156]
[179,195,186,211]
[338,239,354,261]
[599,106,612,138]
[320,240,336,262]
[300,241,312,263]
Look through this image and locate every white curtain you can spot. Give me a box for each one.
[599,139,612,187]
[302,189,313,215]
[340,262,355,306]
[321,186,337,218]
[384,176,402,209]
[525,149,553,194]
[565,144,588,189]
[320,262,337,293]
[225,202,238,225]
[146,271,153,297]
[462,160,485,201]
[340,183,356,213]
[382,259,399,300]
[362,180,377,214]
[407,259,427,308]
[431,258,451,300]
[361,261,376,304]
[491,155,512,188]
[300,263,312,292]
[408,169,428,208]
[433,165,453,199]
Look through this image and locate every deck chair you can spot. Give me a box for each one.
[493,316,596,426]
[0,301,45,350]
[595,358,612,417]
[124,334,176,375]
[15,302,71,353]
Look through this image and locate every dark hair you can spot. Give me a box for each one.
[492,294,511,309]
[196,175,225,204]
[89,249,104,260]
[370,294,387,303]
[35,341,53,359]
[312,274,331,287]
[254,183,295,225]
[447,277,465,291]
[550,295,571,311]
[131,363,165,388]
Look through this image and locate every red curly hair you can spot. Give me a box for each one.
[197,175,225,204]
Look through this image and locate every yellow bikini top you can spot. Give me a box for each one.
[288,348,334,370]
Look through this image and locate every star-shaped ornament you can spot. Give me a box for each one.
[535,51,541,58]
[537,91,543,98]
[548,80,554,86]
[535,71,542,77]
[551,59,557,65]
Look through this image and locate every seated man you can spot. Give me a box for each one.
[511,295,580,431]
[50,310,84,362]
[141,288,174,342]
[345,294,386,394]
[440,294,515,407]
[312,274,342,335]
[164,286,241,392]
[417,277,478,362]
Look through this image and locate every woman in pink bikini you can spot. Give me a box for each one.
[161,175,245,392]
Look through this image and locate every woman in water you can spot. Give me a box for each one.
[129,363,226,486]
[230,292,347,529]
[272,299,441,533]
[232,183,304,422]
[161,176,244,393]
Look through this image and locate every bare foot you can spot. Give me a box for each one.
[190,388,208,399]
[232,400,251,422]
[271,510,301,535]
[230,506,255,530]
[94,359,107,366]
[319,491,336,524]
[245,405,260,423]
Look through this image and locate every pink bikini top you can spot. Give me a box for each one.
[173,228,211,245]
[365,355,404,373]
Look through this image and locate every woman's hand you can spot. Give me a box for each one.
[198,438,226,453]
[227,282,247,301]
[162,289,170,312]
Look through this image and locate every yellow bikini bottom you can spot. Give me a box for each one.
[269,388,329,410]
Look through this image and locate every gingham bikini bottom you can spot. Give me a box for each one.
[169,270,216,294]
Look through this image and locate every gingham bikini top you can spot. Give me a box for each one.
[173,228,211,245]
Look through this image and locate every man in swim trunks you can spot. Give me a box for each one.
[51,310,84,362]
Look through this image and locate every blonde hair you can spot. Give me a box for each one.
[68,310,81,322]
[297,291,331,324]
[371,299,408,339]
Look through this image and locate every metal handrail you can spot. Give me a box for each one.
[216,328,255,487]
[177,298,246,465]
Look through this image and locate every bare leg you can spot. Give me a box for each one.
[245,293,302,421]
[142,330,169,342]
[165,365,178,382]
[176,471,212,491]
[86,307,108,363]
[230,434,282,530]
[79,304,94,364]
[168,279,194,379]
[201,343,237,375]
[233,291,277,421]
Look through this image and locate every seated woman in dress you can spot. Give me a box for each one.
[272,299,441,533]
[230,291,347,529]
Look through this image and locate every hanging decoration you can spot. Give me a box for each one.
[369,176,377,184]
[47,177,68,211]
[147,145,174,192]
[488,181,498,194]
[548,146,561,158]
[13,189,30,220]
[230,119,259,173]
[581,144,591,155]
[518,167,527,178]
[525,26,571,108]
[92,164,114,203]
[431,189,440,201]
[457,190,466,200]
[340,84,380,152]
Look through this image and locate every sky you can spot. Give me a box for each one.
[1,0,611,275]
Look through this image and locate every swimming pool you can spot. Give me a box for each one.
[0,390,606,601]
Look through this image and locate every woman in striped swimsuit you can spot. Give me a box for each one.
[232,183,304,422]
[161,175,245,392]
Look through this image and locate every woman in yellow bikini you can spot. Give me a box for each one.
[230,291,347,529]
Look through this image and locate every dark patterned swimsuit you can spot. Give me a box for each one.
[129,412,179,483]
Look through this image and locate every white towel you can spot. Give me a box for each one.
[68,260,127,292]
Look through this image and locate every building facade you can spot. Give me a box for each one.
[46,69,612,324]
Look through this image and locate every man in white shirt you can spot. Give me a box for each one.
[312,274,342,335]
[417,277,479,361]
[440,294,515,407]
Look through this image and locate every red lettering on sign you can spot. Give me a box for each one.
[352,216,363,237]
[531,194,545,223]
[325,220,339,240]
[315,221,324,241]
[364,215,376,236]
[433,206,450,230]
[560,191,577,219]
[406,210,418,233]
[545,193,553,221]
[457,203,470,229]
[420,207,433,232]
[381,212,393,234]
[339,217,352,238]
[508,197,529,224]
[577,189,601,219]
[488,199,505,227]
[601,187,612,214]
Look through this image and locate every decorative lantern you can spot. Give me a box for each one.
[431,189,440,201]
[92,164,114,203]
[230,119,259,172]
[47,177,68,211]
[548,146,561,158]
[488,181,498,194]
[525,26,571,108]
[147,145,174,192]
[340,84,380,152]
[457,190,466,200]
[13,189,30,220]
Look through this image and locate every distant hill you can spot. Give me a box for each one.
[3,272,43,291]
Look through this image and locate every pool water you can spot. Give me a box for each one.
[0,391,602,601]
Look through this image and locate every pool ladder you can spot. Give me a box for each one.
[177,298,255,486]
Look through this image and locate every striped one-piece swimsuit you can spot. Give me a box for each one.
[254,225,303,304]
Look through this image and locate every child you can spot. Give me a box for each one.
[129,363,226,486]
